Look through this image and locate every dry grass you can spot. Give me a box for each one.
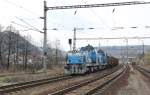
[0,65,64,85]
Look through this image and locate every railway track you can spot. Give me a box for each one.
[135,65,150,78]
[49,65,126,95]
[0,71,47,77]
[0,75,72,94]
[0,65,122,95]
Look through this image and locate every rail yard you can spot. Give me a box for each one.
[0,0,150,95]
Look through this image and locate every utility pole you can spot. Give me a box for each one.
[73,28,76,50]
[43,1,47,73]
[142,40,144,57]
[126,39,129,64]
[142,40,145,64]
[106,40,109,55]
[98,41,101,49]
[72,27,84,50]
[120,46,124,64]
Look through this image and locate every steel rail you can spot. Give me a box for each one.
[137,66,150,73]
[50,65,126,95]
[0,75,72,94]
[85,65,127,95]
[136,65,150,78]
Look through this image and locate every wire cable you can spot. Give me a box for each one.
[11,21,43,33]
[11,21,35,30]
[15,17,43,33]
[2,0,41,17]
[81,0,112,31]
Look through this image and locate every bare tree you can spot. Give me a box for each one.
[6,26,12,70]
[0,25,4,68]
[22,36,26,70]
[23,35,31,70]
[5,25,17,70]
[15,31,19,65]
[24,40,29,70]
[55,40,60,64]
[0,35,3,67]
[12,32,16,66]
[47,43,53,65]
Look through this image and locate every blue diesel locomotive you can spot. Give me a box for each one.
[64,44,118,74]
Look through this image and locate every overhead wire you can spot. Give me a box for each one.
[81,0,112,31]
[15,17,43,33]
[2,0,41,17]
[70,0,114,44]
[11,21,34,30]
[11,21,41,32]
[1,0,45,35]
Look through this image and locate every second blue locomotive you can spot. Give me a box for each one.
[64,44,118,74]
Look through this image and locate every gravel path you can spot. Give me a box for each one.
[117,69,150,95]
[102,64,150,95]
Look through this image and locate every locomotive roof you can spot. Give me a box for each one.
[80,44,95,51]
[97,49,104,53]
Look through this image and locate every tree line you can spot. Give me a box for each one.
[0,25,65,72]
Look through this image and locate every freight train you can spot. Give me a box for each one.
[64,44,118,74]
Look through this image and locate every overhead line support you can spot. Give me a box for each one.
[43,0,47,73]
[47,1,150,10]
[76,37,150,40]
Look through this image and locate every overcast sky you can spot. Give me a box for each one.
[0,0,150,51]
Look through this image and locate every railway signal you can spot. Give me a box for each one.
[68,39,72,51]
